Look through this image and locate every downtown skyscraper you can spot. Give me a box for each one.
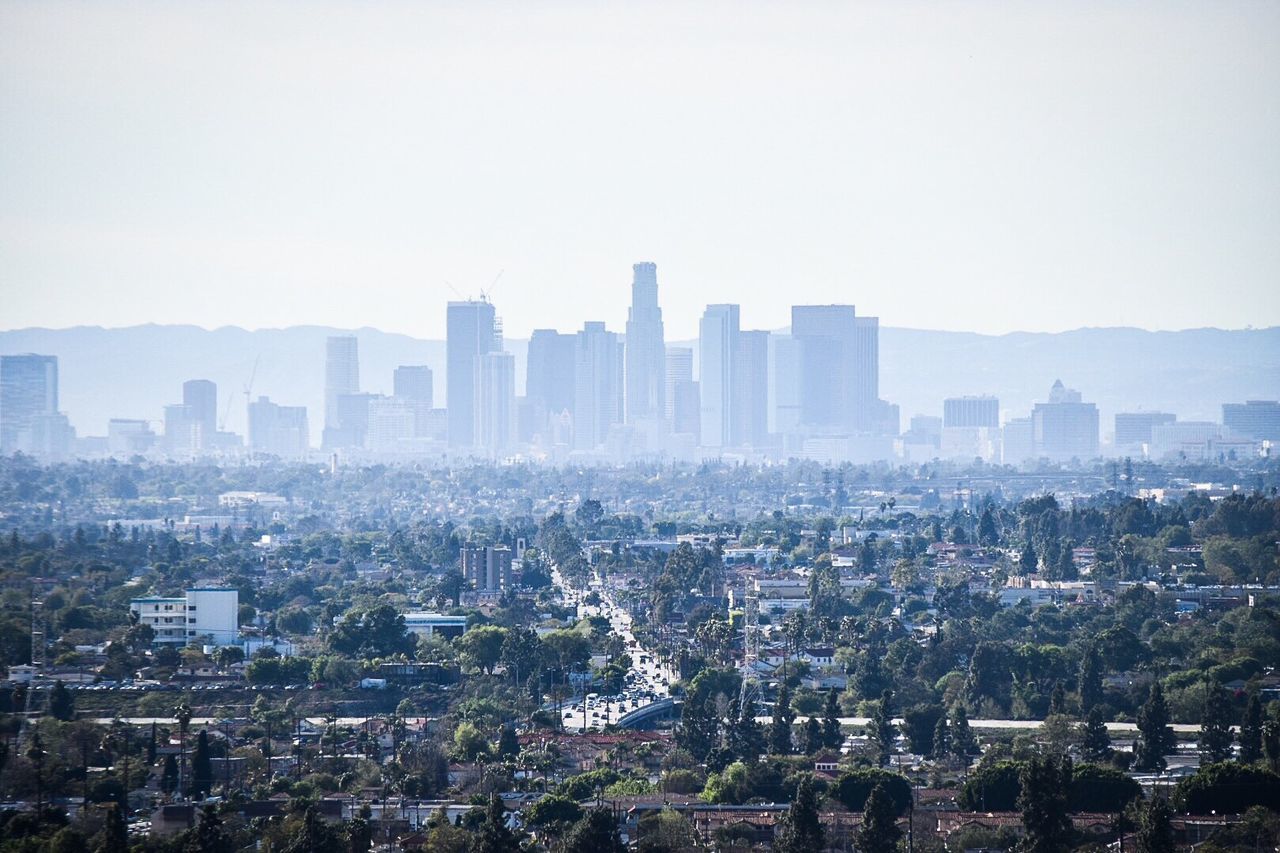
[323,335,360,449]
[447,299,500,449]
[0,353,70,458]
[699,304,739,448]
[624,262,665,424]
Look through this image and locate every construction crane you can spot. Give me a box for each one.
[218,355,260,432]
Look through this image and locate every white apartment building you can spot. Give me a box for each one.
[130,587,239,646]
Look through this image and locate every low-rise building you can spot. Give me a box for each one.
[130,587,239,646]
[403,612,468,640]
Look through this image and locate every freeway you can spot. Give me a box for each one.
[759,716,1206,734]
[91,715,1206,734]
[550,564,676,732]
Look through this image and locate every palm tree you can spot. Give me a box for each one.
[173,703,193,796]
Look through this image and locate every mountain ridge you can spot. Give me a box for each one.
[2,324,1277,442]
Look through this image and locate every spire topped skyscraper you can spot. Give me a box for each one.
[624,262,666,423]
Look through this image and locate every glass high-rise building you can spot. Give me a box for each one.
[573,321,623,451]
[446,300,499,448]
[183,379,217,448]
[324,336,360,448]
[0,353,59,454]
[699,304,739,448]
[393,366,433,406]
[1223,400,1280,442]
[944,396,1000,429]
[624,262,666,423]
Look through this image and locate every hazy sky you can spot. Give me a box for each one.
[2,1,1278,340]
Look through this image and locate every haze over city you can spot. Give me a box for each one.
[3,5,1280,853]
[3,1,1279,338]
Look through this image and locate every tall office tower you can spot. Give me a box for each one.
[478,351,516,457]
[366,397,417,452]
[247,396,310,458]
[665,347,699,437]
[333,392,380,448]
[1032,380,1099,461]
[392,366,434,439]
[527,329,577,417]
[323,336,360,449]
[573,321,623,451]
[699,304,739,447]
[851,316,880,430]
[1222,400,1280,442]
[163,404,198,454]
[447,300,500,448]
[665,346,692,421]
[1114,412,1176,447]
[393,366,433,406]
[0,354,60,455]
[182,379,217,448]
[791,305,856,430]
[624,262,666,423]
[944,396,1000,429]
[1002,416,1035,465]
[733,330,769,446]
[770,334,801,435]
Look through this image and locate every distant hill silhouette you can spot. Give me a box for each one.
[1,324,1276,443]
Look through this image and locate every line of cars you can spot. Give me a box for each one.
[558,575,674,732]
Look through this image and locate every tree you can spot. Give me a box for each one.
[185,804,231,853]
[497,725,520,759]
[100,803,129,853]
[829,768,911,813]
[563,807,625,853]
[162,753,179,793]
[931,716,951,762]
[1134,682,1176,771]
[49,680,75,721]
[1018,754,1072,853]
[1265,719,1280,772]
[858,781,903,853]
[1172,763,1280,814]
[901,703,945,756]
[801,717,823,755]
[978,508,999,546]
[347,816,372,853]
[327,604,416,659]
[822,689,843,750]
[452,722,490,762]
[773,774,825,853]
[471,795,523,853]
[525,794,584,829]
[499,626,542,686]
[1067,764,1141,813]
[1019,541,1037,575]
[1199,682,1234,765]
[1135,796,1175,853]
[190,730,213,797]
[457,625,508,675]
[1240,691,1264,765]
[727,697,765,764]
[1078,706,1112,763]
[868,690,896,767]
[952,704,977,762]
[959,761,1023,812]
[769,683,794,755]
[635,808,698,853]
